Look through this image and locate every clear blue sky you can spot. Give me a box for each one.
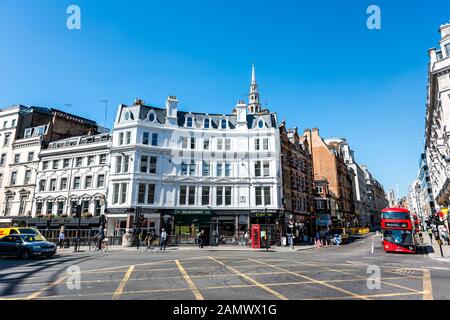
[1,0,449,197]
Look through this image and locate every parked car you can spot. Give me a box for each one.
[0,227,44,238]
[0,234,57,259]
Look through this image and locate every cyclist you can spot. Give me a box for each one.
[144,230,156,249]
[97,226,105,251]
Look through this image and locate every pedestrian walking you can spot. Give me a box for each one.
[428,228,433,244]
[441,228,449,245]
[159,228,167,251]
[197,230,205,248]
[243,231,250,246]
[58,230,65,249]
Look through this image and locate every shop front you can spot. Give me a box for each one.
[249,209,283,246]
[285,213,314,244]
[172,209,212,245]
[169,209,252,246]
[27,216,101,240]
[106,208,162,244]
[317,213,332,230]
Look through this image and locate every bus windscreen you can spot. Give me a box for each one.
[381,211,410,220]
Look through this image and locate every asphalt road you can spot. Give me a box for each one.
[1,234,450,300]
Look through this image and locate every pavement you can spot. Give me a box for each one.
[420,233,450,262]
[56,243,317,254]
[1,233,450,300]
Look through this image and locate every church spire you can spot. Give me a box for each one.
[248,64,261,114]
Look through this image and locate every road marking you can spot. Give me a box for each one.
[175,260,204,300]
[113,265,135,299]
[422,269,433,300]
[26,275,67,300]
[247,258,369,300]
[290,260,422,294]
[208,256,288,300]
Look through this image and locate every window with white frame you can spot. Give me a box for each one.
[203,138,210,150]
[120,183,127,203]
[60,178,68,190]
[149,156,157,174]
[179,185,196,206]
[202,161,210,176]
[186,116,193,128]
[220,119,227,129]
[255,186,271,206]
[49,179,57,191]
[255,138,260,151]
[143,132,149,145]
[202,187,210,205]
[73,177,81,190]
[204,118,211,129]
[23,170,31,184]
[85,176,92,189]
[151,133,158,146]
[216,186,232,206]
[97,175,105,188]
[39,180,46,192]
[10,171,17,186]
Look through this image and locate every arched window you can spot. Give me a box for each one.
[221,119,227,129]
[204,118,210,129]
[186,117,193,128]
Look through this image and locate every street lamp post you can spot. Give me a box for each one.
[73,204,82,252]
[265,207,269,252]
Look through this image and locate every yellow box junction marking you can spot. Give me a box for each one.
[422,268,433,300]
[247,258,370,300]
[113,265,135,299]
[208,256,288,300]
[175,259,204,300]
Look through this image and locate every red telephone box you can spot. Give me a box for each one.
[251,224,261,249]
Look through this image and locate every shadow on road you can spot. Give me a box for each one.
[0,254,99,298]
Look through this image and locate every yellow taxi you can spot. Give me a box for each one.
[0,227,44,238]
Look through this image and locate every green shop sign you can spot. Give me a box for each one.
[175,210,212,215]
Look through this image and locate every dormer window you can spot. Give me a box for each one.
[186,116,194,128]
[147,111,156,122]
[124,110,134,121]
[220,119,228,129]
[204,118,211,129]
[257,119,265,129]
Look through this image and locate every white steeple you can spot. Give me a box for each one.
[248,64,261,114]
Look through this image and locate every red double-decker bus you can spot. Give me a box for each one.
[381,208,416,254]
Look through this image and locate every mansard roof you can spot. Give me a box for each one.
[119,102,278,129]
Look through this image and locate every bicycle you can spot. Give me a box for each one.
[89,235,109,252]
[140,237,158,253]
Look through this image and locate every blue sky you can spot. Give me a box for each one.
[0,0,449,197]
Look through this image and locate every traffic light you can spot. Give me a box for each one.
[71,205,82,218]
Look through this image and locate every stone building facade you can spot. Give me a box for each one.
[279,123,315,242]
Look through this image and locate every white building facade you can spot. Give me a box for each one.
[33,133,111,217]
[106,66,284,244]
[0,106,23,216]
[426,23,450,210]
